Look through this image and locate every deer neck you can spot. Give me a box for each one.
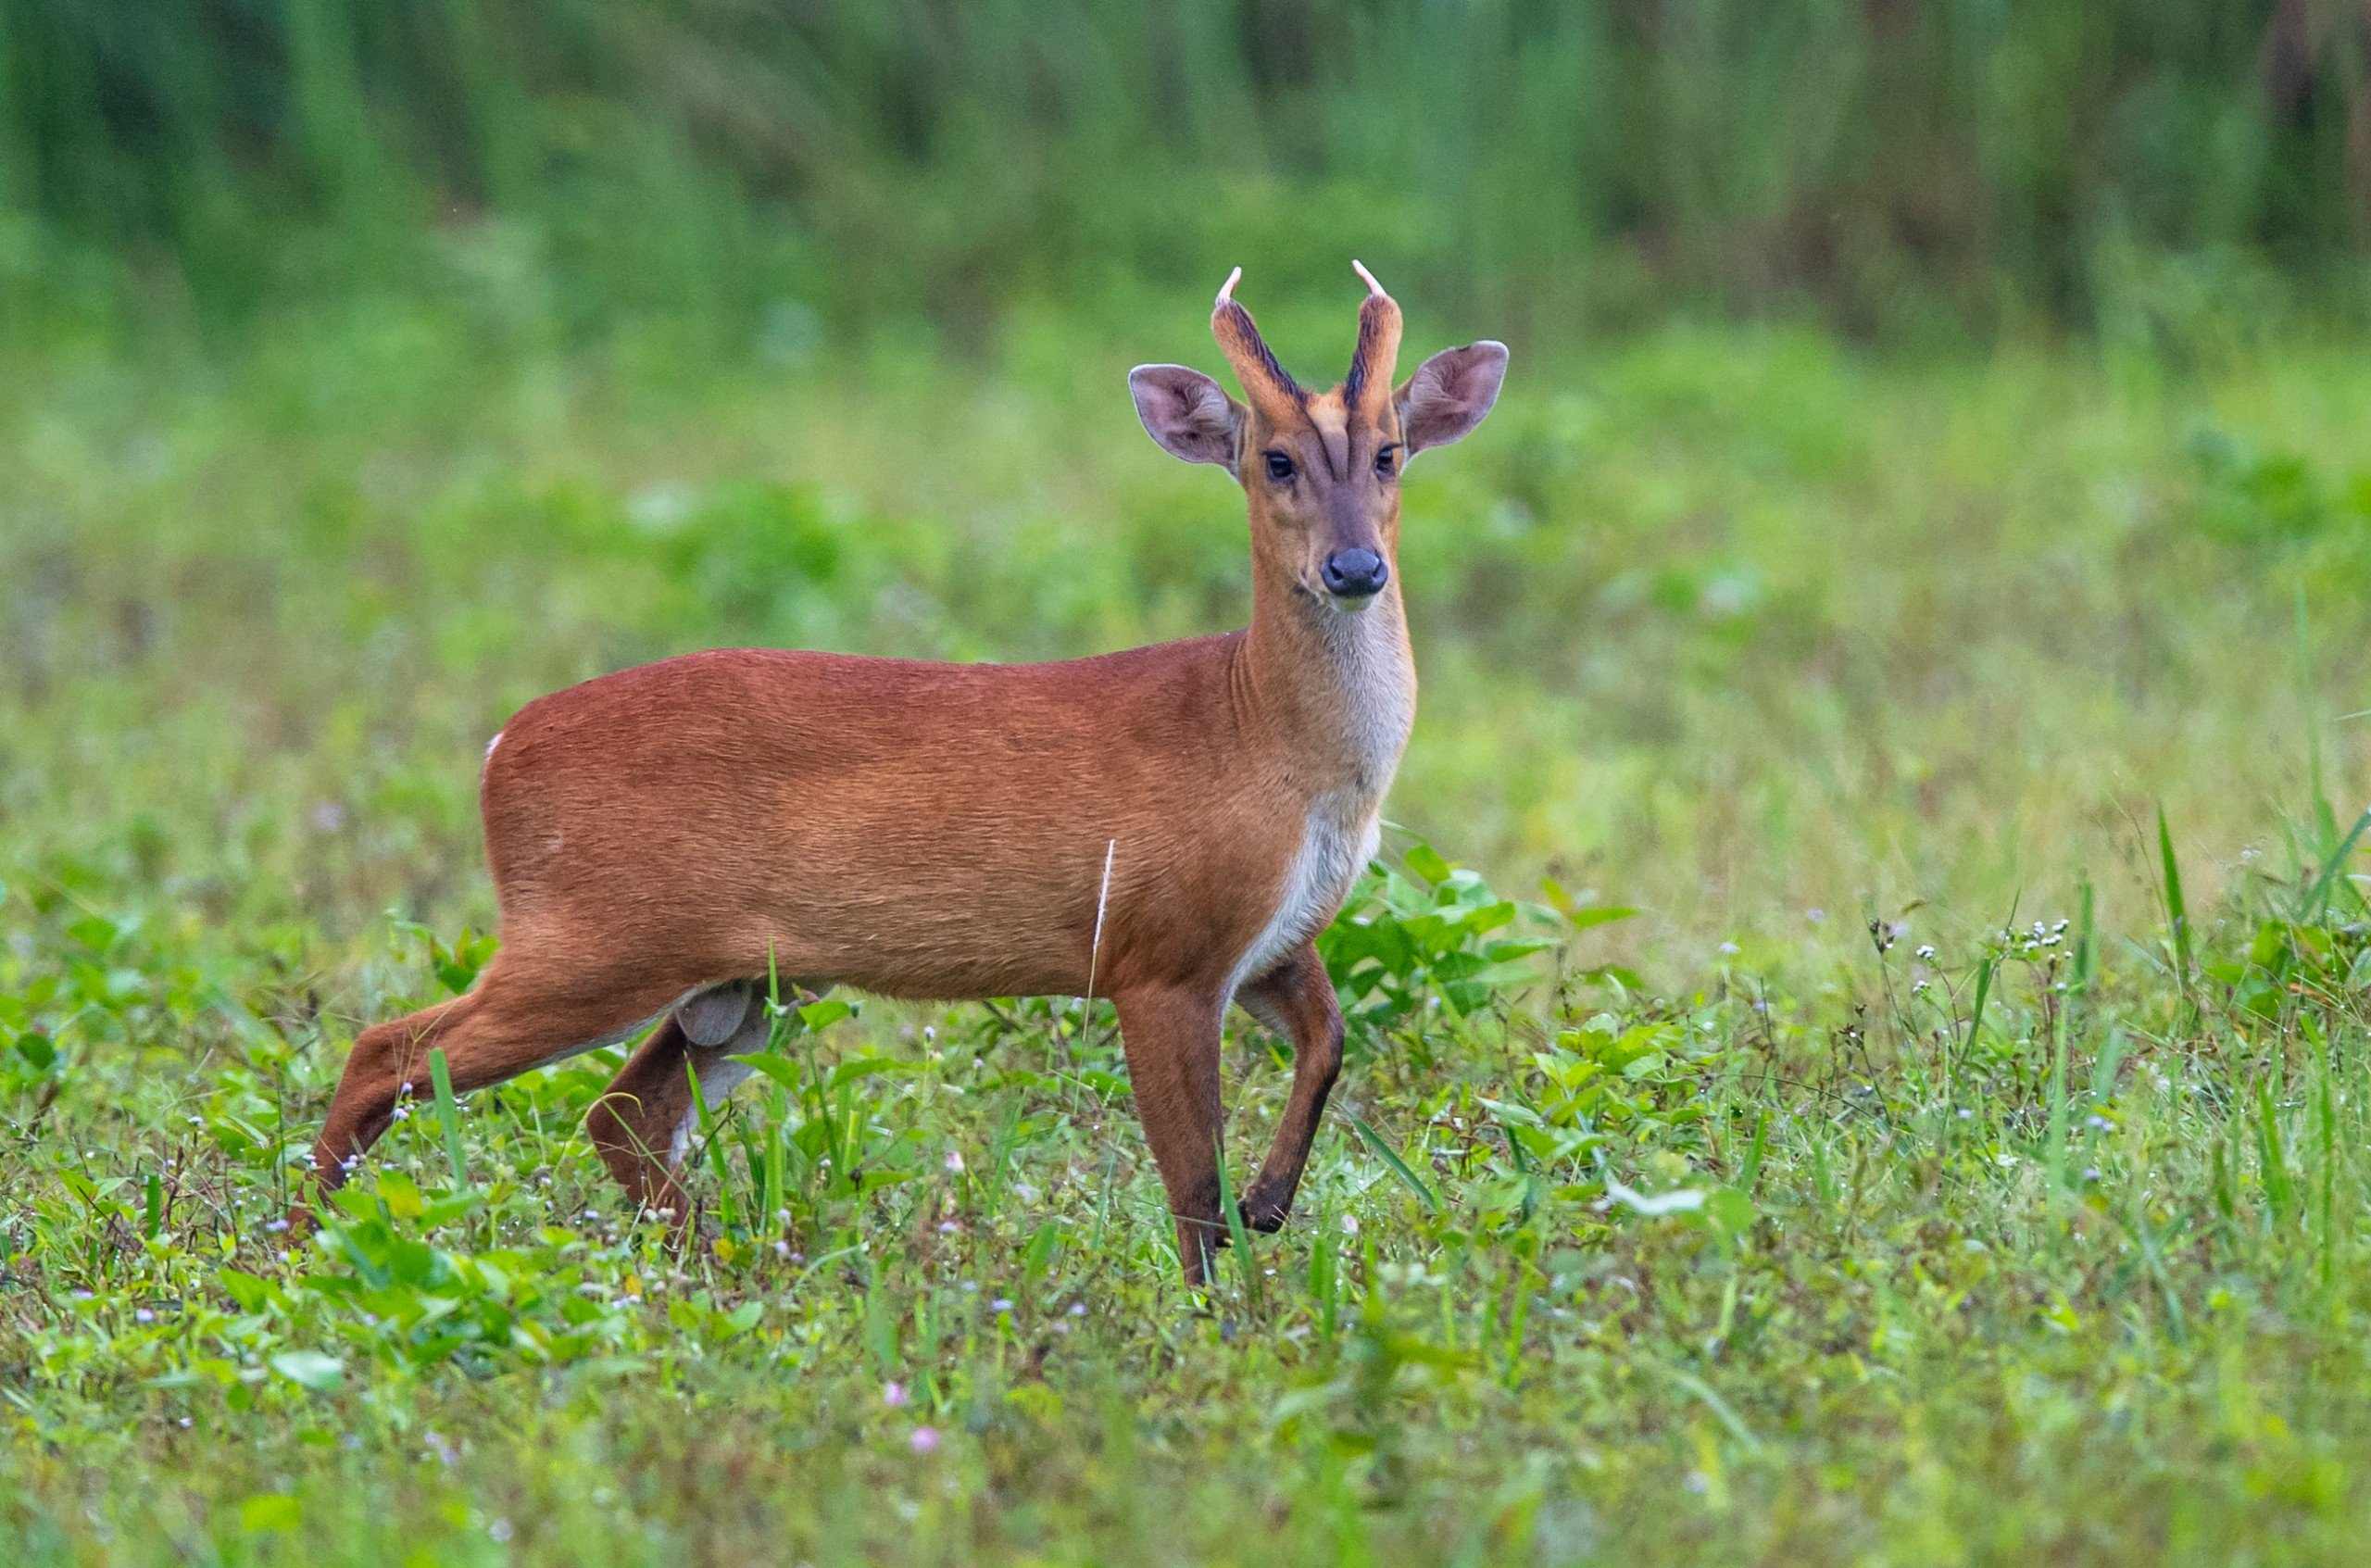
[1240,567,1416,804]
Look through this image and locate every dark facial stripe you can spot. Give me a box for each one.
[1343,305,1382,410]
[1215,301,1304,402]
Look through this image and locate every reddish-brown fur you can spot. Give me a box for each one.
[307,265,1506,1286]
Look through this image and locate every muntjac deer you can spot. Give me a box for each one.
[307,264,1507,1286]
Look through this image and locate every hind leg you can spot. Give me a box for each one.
[587,987,769,1232]
[307,956,684,1200]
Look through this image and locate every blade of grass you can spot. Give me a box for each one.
[1738,1110,1769,1191]
[426,1047,470,1191]
[1310,1193,1339,1340]
[1353,1117,1440,1214]
[2256,1078,2294,1226]
[2318,1058,2339,1292]
[2044,1003,2071,1207]
[2302,808,2370,922]
[2158,804,2194,1010]
[688,1060,737,1231]
[1212,1146,1260,1314]
[1494,1110,1539,1225]
[2298,585,2341,856]
[2072,872,2097,999]
[1957,954,1996,1088]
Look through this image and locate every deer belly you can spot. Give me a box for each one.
[1224,790,1379,1000]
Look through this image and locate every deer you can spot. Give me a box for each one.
[303,263,1507,1286]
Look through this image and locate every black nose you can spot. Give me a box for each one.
[1320,547,1389,599]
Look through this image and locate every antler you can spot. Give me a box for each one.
[1211,267,1305,421]
[1342,259,1403,422]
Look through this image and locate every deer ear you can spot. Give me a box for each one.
[1396,342,1508,456]
[1129,365,1245,467]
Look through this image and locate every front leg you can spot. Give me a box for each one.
[1113,985,1229,1287]
[1236,941,1346,1233]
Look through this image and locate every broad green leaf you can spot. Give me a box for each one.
[240,1495,302,1533]
[268,1350,345,1392]
[1705,1186,1757,1236]
[1599,1181,1705,1218]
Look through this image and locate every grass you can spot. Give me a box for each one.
[9,0,2363,338]
[5,298,2371,1563]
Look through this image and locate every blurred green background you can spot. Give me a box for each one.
[10,0,2371,341]
[5,0,2371,959]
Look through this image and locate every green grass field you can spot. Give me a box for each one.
[6,299,2371,1563]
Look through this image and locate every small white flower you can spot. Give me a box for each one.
[944,1150,965,1173]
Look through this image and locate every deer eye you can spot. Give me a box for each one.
[1374,443,1399,478]
[1264,450,1296,483]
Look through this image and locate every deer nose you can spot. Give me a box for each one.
[1320,547,1388,600]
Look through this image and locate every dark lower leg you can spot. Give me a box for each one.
[307,994,477,1195]
[587,1018,698,1229]
[305,959,684,1209]
[1115,985,1228,1287]
[589,997,771,1235]
[1238,942,1346,1233]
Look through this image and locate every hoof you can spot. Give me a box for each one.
[1238,1192,1290,1235]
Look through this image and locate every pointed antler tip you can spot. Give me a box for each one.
[1352,259,1385,296]
[1216,266,1243,307]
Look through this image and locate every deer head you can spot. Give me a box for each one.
[1129,263,1508,611]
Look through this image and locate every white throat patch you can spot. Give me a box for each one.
[1224,788,1385,1003]
[1226,600,1414,1000]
